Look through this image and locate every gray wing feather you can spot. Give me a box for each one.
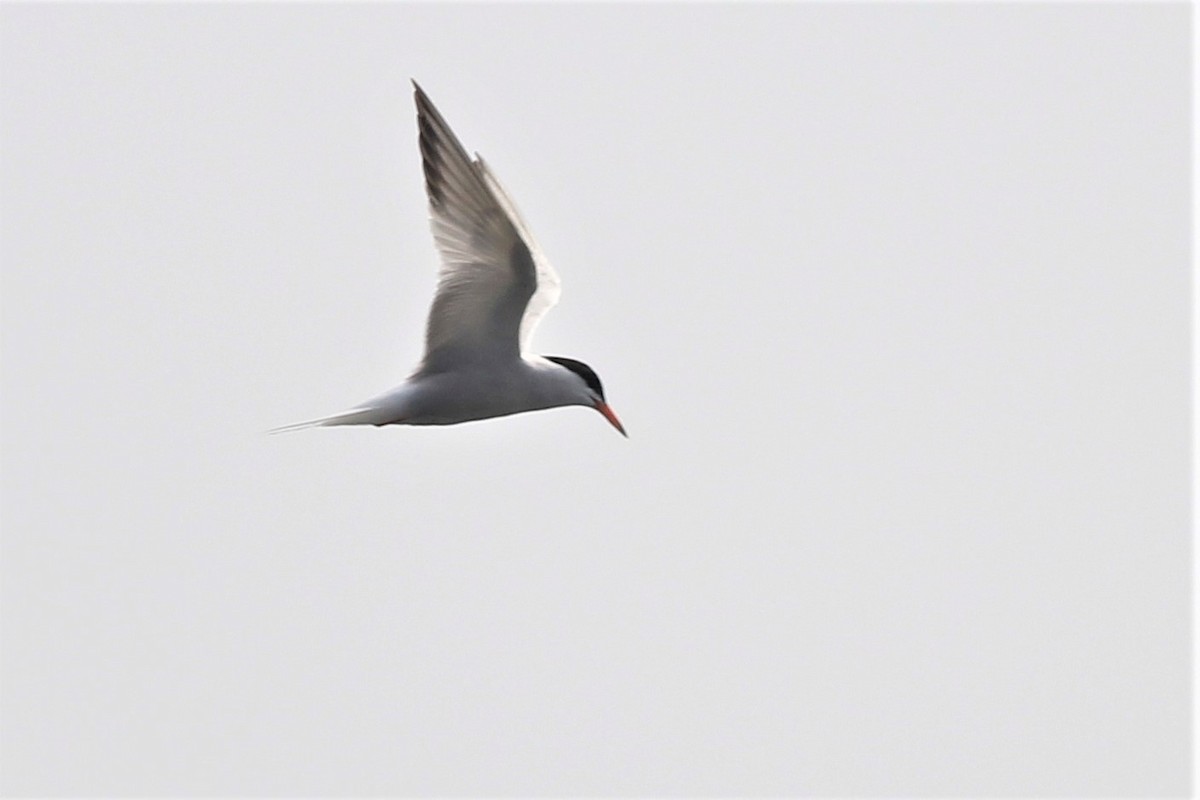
[475,155,562,352]
[412,82,560,370]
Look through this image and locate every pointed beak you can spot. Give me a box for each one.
[594,402,628,437]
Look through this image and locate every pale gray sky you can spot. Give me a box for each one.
[1,3,1190,796]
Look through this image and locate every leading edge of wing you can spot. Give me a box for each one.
[473,153,562,352]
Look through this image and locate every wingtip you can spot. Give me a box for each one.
[411,79,429,106]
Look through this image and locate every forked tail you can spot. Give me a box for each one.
[267,407,389,434]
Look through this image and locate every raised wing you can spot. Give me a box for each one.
[412,82,560,371]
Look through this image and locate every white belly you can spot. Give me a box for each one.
[361,361,563,427]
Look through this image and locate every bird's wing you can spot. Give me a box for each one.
[412,82,561,371]
[474,155,561,353]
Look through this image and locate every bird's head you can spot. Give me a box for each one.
[544,356,627,437]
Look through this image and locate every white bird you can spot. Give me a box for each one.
[273,81,626,437]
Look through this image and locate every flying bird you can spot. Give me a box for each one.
[273,81,625,437]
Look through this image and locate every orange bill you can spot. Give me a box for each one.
[595,402,627,437]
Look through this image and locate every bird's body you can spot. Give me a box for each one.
[274,82,625,437]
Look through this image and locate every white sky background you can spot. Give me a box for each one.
[1,3,1190,795]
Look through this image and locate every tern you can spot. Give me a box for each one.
[273,82,626,437]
